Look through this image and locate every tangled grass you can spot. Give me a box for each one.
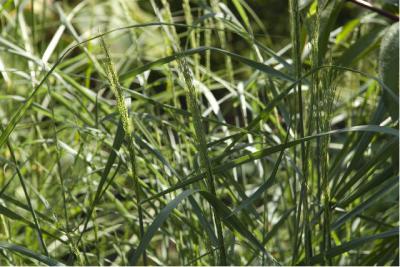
[0,0,398,265]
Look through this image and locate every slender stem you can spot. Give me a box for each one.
[289,0,311,264]
[30,0,35,48]
[1,125,48,256]
[153,0,227,263]
[180,60,227,265]
[100,38,147,265]
[127,135,148,265]
[346,0,399,21]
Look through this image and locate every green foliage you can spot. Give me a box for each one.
[0,0,398,265]
[379,22,399,120]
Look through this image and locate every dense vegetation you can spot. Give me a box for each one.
[0,0,398,265]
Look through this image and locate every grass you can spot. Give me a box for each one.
[0,0,398,265]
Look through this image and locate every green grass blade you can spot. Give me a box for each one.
[309,228,399,264]
[0,242,64,266]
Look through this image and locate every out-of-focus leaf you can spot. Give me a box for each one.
[337,27,384,67]
[379,22,399,120]
[0,242,64,266]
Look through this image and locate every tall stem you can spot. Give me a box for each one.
[289,0,312,264]
[100,38,147,265]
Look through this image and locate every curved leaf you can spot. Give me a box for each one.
[0,242,64,266]
[309,228,399,264]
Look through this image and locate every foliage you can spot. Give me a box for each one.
[0,0,398,265]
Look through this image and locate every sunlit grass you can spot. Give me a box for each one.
[0,0,398,265]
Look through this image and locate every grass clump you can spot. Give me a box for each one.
[0,0,398,265]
